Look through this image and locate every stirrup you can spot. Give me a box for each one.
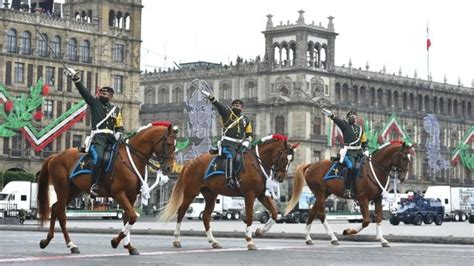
[90,183,99,197]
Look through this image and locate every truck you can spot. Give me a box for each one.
[185,194,244,220]
[361,193,409,222]
[389,192,445,226]
[424,186,474,222]
[0,181,56,219]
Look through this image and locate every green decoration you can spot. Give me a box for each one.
[364,118,380,152]
[0,80,45,137]
[176,137,189,151]
[451,126,474,170]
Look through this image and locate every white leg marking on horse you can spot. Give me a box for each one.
[174,222,181,242]
[305,224,312,241]
[323,220,338,241]
[376,223,388,243]
[206,230,217,244]
[260,218,276,235]
[123,232,131,246]
[66,241,77,249]
[245,226,252,239]
[121,222,132,235]
[355,224,364,233]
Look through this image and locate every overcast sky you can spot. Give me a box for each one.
[140,0,474,86]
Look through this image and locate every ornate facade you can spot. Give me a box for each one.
[0,0,142,173]
[140,11,473,196]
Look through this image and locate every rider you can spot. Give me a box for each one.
[322,109,369,198]
[64,68,124,197]
[201,90,253,189]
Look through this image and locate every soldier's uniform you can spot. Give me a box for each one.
[328,110,368,197]
[209,97,253,187]
[73,80,124,194]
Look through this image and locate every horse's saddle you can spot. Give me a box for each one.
[204,152,244,180]
[323,156,366,181]
[69,144,118,179]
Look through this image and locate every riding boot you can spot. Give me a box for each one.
[343,168,354,198]
[225,158,236,189]
[90,162,101,197]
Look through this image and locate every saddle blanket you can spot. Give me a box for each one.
[69,144,118,179]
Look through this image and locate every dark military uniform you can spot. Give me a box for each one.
[73,81,124,185]
[209,97,253,183]
[329,114,367,196]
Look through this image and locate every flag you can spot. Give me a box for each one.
[426,26,432,51]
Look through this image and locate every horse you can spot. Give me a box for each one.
[285,141,414,247]
[160,134,297,250]
[36,121,177,255]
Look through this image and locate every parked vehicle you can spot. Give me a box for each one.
[185,194,244,220]
[424,186,474,222]
[389,192,445,226]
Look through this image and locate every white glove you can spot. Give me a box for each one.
[322,108,332,117]
[114,132,123,141]
[64,68,80,81]
[201,89,211,98]
[363,150,370,157]
[242,140,250,150]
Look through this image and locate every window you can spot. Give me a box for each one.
[158,88,169,104]
[145,89,155,104]
[42,143,53,158]
[72,135,83,148]
[113,75,123,93]
[67,38,77,61]
[112,44,124,62]
[11,134,23,157]
[38,33,48,57]
[6,29,17,53]
[45,67,55,86]
[173,87,183,102]
[275,116,285,134]
[51,36,61,57]
[20,31,31,55]
[80,40,91,63]
[44,99,54,119]
[245,81,256,98]
[220,83,231,99]
[14,62,25,83]
[313,117,321,135]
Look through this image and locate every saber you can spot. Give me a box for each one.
[173,62,212,95]
[34,26,71,71]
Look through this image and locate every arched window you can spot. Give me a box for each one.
[386,90,392,108]
[116,11,123,28]
[409,93,415,110]
[20,31,31,55]
[80,40,90,63]
[87,10,93,23]
[417,95,423,112]
[124,13,131,29]
[342,83,349,103]
[424,95,430,112]
[38,33,48,57]
[393,91,399,109]
[6,29,17,53]
[158,88,169,104]
[320,45,327,69]
[273,44,281,65]
[453,99,458,115]
[448,99,452,116]
[67,38,77,61]
[461,100,466,118]
[353,86,359,104]
[433,96,438,113]
[439,97,444,114]
[108,10,115,26]
[275,116,285,134]
[360,86,366,103]
[402,92,408,110]
[370,87,376,104]
[377,89,383,106]
[307,42,314,67]
[467,101,472,119]
[144,88,155,104]
[173,87,183,102]
[245,81,256,98]
[74,12,81,21]
[51,36,61,57]
[335,83,341,101]
[220,83,231,99]
[187,85,196,98]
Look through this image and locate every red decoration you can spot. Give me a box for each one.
[272,134,288,141]
[4,100,13,112]
[42,84,49,96]
[33,111,43,121]
[152,121,172,128]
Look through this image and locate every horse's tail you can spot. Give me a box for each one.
[159,164,187,222]
[284,163,311,215]
[37,154,55,226]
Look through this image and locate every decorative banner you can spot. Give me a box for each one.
[378,113,413,145]
[423,114,449,173]
[1,79,87,151]
[364,119,379,152]
[451,126,474,170]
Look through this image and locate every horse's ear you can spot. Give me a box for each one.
[290,142,300,150]
[169,125,179,135]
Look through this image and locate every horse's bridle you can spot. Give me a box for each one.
[369,149,411,182]
[122,132,174,170]
[254,142,293,180]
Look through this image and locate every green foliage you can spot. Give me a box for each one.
[364,119,379,152]
[3,171,35,186]
[0,172,3,190]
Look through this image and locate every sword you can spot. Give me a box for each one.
[172,62,212,96]
[34,25,73,73]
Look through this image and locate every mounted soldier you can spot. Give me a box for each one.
[322,108,369,198]
[64,68,124,196]
[201,90,253,189]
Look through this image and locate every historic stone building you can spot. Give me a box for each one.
[140,11,473,197]
[0,0,143,174]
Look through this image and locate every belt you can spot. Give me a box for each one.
[222,136,243,143]
[91,129,114,135]
[344,145,361,150]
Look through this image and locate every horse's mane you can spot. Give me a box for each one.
[372,140,407,156]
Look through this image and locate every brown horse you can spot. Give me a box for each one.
[36,121,177,255]
[160,134,296,250]
[285,141,414,247]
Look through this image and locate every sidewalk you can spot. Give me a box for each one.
[1,217,473,245]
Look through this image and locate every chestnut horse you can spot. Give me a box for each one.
[160,134,296,250]
[36,121,177,255]
[285,141,414,247]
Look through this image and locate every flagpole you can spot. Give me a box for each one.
[426,23,431,80]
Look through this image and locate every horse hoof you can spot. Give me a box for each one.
[129,248,140,255]
[173,241,182,248]
[211,242,222,249]
[381,242,390,248]
[305,240,314,245]
[111,238,119,249]
[331,240,339,246]
[39,239,48,249]
[255,228,263,238]
[247,244,257,250]
[70,247,80,254]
